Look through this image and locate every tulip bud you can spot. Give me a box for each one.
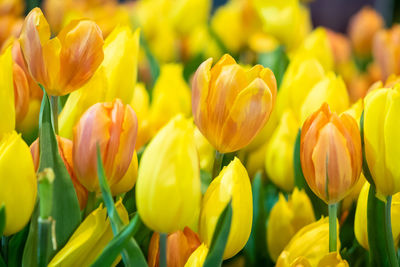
[48,200,129,266]
[300,103,362,204]
[0,131,37,235]
[373,25,400,80]
[184,243,209,267]
[348,6,384,57]
[267,188,315,261]
[364,86,400,197]
[136,115,201,234]
[276,217,340,267]
[354,182,400,250]
[265,110,298,192]
[73,99,138,193]
[0,47,15,137]
[19,8,104,96]
[148,227,201,267]
[199,157,252,259]
[30,136,88,210]
[192,54,277,153]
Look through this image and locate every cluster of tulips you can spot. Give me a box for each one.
[1,0,400,266]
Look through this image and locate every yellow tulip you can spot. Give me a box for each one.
[136,115,201,234]
[0,131,36,236]
[194,127,214,173]
[170,0,211,35]
[265,110,298,192]
[184,243,209,267]
[199,157,252,259]
[0,47,15,137]
[19,8,104,96]
[192,54,277,153]
[317,252,349,267]
[354,182,400,250]
[186,26,222,61]
[267,188,315,261]
[300,72,350,124]
[130,83,151,150]
[109,151,138,196]
[244,141,268,178]
[276,217,340,267]
[149,64,191,136]
[48,200,129,267]
[364,86,400,197]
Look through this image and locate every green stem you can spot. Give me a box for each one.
[159,233,167,267]
[51,96,59,134]
[212,151,224,179]
[385,196,399,267]
[328,203,337,252]
[37,218,52,267]
[84,192,97,218]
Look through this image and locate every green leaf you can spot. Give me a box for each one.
[96,145,147,267]
[23,91,81,266]
[91,214,146,267]
[293,129,327,218]
[259,46,289,88]
[203,201,233,267]
[200,170,212,195]
[0,204,5,236]
[139,35,160,91]
[360,112,374,186]
[7,223,29,267]
[0,255,5,267]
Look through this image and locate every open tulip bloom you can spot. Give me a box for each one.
[1,2,400,267]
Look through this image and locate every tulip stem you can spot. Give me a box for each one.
[159,233,167,267]
[212,151,224,179]
[328,203,337,252]
[385,196,399,267]
[84,192,97,218]
[51,96,59,134]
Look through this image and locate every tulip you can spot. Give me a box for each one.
[136,115,201,234]
[0,131,37,235]
[130,83,151,150]
[0,15,22,47]
[30,136,88,210]
[16,99,41,139]
[267,188,315,261]
[48,200,129,266]
[244,141,268,178]
[326,29,351,67]
[12,63,29,123]
[184,243,209,267]
[276,217,340,267]
[0,47,15,137]
[265,110,298,192]
[199,157,252,259]
[194,127,214,173]
[149,64,191,136]
[73,99,138,193]
[348,6,384,57]
[192,54,277,153]
[300,103,362,204]
[363,86,400,197]
[373,25,400,80]
[170,0,211,35]
[354,182,400,250]
[0,0,24,16]
[19,8,104,96]
[109,151,138,196]
[300,72,350,124]
[148,227,201,267]
[317,252,349,267]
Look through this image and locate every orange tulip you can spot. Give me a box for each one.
[12,62,29,123]
[192,54,277,153]
[19,8,104,96]
[300,103,362,204]
[73,99,138,193]
[30,136,88,210]
[148,227,201,267]
[348,6,384,57]
[326,29,351,66]
[0,15,22,47]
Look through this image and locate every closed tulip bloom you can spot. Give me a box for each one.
[276,217,340,267]
[48,200,129,267]
[136,115,201,234]
[148,227,201,267]
[30,136,88,210]
[0,131,36,235]
[364,86,400,196]
[0,47,15,137]
[267,188,315,261]
[184,243,209,267]
[73,99,138,193]
[19,8,104,96]
[348,6,384,57]
[192,54,277,153]
[130,83,151,150]
[317,252,349,267]
[12,63,29,123]
[199,157,252,259]
[109,151,138,196]
[300,103,362,204]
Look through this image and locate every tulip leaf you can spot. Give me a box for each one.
[0,204,5,236]
[203,201,232,267]
[23,91,81,266]
[259,46,289,88]
[359,112,374,186]
[293,129,327,218]
[96,145,147,266]
[0,255,5,267]
[7,224,29,267]
[91,214,146,267]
